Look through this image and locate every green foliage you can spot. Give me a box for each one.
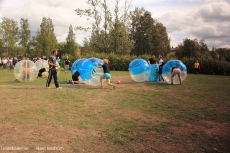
[0,17,19,56]
[19,18,31,55]
[36,17,57,57]
[181,57,230,75]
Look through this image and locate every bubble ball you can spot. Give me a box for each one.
[14,60,39,82]
[162,60,187,84]
[148,64,162,82]
[71,58,105,86]
[35,59,49,77]
[128,59,150,82]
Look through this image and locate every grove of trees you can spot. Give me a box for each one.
[0,0,229,75]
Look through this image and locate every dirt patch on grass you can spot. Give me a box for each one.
[169,120,230,136]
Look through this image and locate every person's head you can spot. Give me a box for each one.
[151,55,155,59]
[196,60,198,63]
[158,55,162,59]
[52,49,58,55]
[103,59,109,64]
[66,56,68,59]
[57,57,60,59]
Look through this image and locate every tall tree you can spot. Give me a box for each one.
[36,17,57,56]
[155,22,170,56]
[65,24,77,55]
[19,18,31,57]
[0,17,19,56]
[131,11,157,55]
[108,0,134,55]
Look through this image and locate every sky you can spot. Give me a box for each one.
[0,0,230,49]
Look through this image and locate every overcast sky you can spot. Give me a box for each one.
[0,0,230,49]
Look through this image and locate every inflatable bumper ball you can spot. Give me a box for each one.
[162,60,187,84]
[14,60,39,82]
[129,59,150,82]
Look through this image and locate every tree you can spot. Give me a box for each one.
[19,18,31,57]
[75,0,133,54]
[36,17,57,56]
[108,0,134,55]
[131,11,157,55]
[0,17,19,56]
[65,24,77,55]
[155,22,170,56]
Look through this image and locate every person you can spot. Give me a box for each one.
[64,56,70,73]
[171,67,181,85]
[13,57,18,66]
[46,49,62,89]
[148,55,156,64]
[70,71,80,84]
[95,59,115,89]
[158,56,164,81]
[193,60,200,74]
[37,68,47,78]
[8,57,13,69]
[2,57,8,70]
[56,57,61,64]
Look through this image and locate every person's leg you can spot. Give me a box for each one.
[66,65,69,73]
[106,79,114,86]
[100,76,105,87]
[178,73,181,84]
[171,72,176,85]
[53,70,59,88]
[46,70,53,87]
[64,65,67,73]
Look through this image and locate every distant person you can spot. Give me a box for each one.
[64,56,70,73]
[46,49,62,89]
[193,60,200,74]
[171,67,181,85]
[2,57,8,70]
[158,56,164,81]
[13,57,18,66]
[148,55,156,64]
[56,57,61,64]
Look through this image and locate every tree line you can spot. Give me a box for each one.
[0,17,78,59]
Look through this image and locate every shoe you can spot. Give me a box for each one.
[57,87,62,89]
[171,82,173,85]
[71,81,74,85]
[46,87,51,89]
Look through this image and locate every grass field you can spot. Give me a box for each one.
[0,69,229,153]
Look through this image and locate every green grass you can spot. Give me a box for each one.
[0,69,229,152]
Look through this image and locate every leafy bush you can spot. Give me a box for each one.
[67,52,230,75]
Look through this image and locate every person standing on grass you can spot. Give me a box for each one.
[95,59,115,89]
[193,60,200,75]
[46,49,62,89]
[148,55,156,64]
[64,56,70,73]
[2,57,8,70]
[171,67,181,85]
[158,56,164,82]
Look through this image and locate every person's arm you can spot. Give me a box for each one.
[94,62,102,68]
[147,60,150,64]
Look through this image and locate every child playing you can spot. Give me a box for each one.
[95,59,115,89]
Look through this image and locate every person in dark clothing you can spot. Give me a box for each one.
[71,71,80,84]
[64,56,70,73]
[148,55,156,64]
[37,68,47,78]
[95,59,115,89]
[46,49,62,89]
